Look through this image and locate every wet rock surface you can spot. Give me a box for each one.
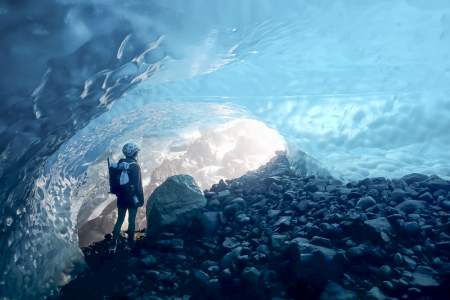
[59,153,450,300]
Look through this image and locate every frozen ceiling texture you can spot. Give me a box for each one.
[1,0,450,299]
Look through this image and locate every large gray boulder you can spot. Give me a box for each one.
[146,175,206,235]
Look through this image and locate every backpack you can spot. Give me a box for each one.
[108,157,136,196]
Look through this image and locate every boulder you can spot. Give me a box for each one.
[146,175,206,235]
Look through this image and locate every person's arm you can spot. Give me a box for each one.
[130,163,144,205]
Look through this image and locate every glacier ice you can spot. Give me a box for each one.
[1,0,450,299]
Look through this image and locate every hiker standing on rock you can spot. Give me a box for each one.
[108,142,144,249]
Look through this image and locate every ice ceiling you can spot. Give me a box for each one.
[1,0,450,299]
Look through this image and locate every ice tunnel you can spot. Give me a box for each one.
[1,0,450,299]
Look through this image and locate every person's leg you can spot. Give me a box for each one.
[127,207,138,243]
[113,206,126,240]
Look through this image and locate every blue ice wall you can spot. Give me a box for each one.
[1,0,450,299]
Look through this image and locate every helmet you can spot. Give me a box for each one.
[122,142,140,158]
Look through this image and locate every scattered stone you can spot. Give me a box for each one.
[311,236,332,248]
[403,221,421,235]
[218,189,231,198]
[61,153,450,300]
[222,237,240,249]
[418,192,434,202]
[142,255,157,268]
[241,266,260,286]
[425,177,450,192]
[236,213,250,224]
[396,200,425,214]
[268,209,281,218]
[271,234,288,250]
[401,173,428,185]
[274,216,292,228]
[356,196,376,210]
[411,266,439,287]
[364,217,392,239]
[319,281,358,300]
[156,238,184,250]
[366,286,394,300]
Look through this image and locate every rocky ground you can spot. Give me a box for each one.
[59,153,450,300]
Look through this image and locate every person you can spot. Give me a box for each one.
[112,142,144,247]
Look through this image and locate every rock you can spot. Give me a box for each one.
[274,216,292,228]
[393,252,404,265]
[198,211,220,236]
[364,217,392,240]
[411,266,439,287]
[268,209,281,218]
[283,191,296,202]
[418,192,434,202]
[402,173,429,185]
[313,192,331,202]
[192,269,210,287]
[146,175,206,235]
[346,245,367,259]
[236,213,250,224]
[296,200,310,212]
[156,238,184,250]
[142,255,157,268]
[381,281,394,292]
[320,282,357,300]
[289,238,342,283]
[304,182,319,193]
[403,221,421,235]
[442,200,450,211]
[207,199,220,209]
[216,179,228,191]
[425,177,450,192]
[356,196,376,210]
[366,286,394,300]
[311,236,332,248]
[391,189,408,203]
[435,241,450,255]
[403,256,417,270]
[221,247,242,269]
[218,189,231,198]
[396,200,425,214]
[271,234,288,250]
[377,265,392,279]
[229,197,247,210]
[241,266,261,286]
[222,237,240,249]
[270,182,283,193]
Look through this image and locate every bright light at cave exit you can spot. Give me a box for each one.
[116,118,286,232]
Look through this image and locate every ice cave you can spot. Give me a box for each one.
[1,1,450,299]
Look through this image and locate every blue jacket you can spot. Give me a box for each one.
[116,157,144,208]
